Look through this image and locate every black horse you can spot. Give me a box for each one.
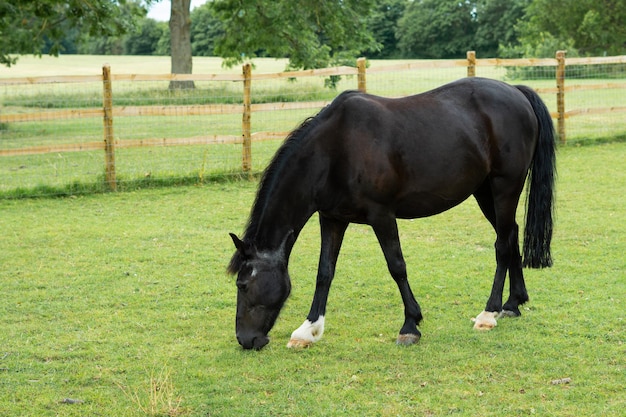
[228,77,556,350]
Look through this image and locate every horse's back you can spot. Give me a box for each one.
[313,78,539,220]
[336,77,538,174]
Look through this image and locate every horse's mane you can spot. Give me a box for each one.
[227,105,330,274]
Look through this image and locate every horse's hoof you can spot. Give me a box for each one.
[472,310,498,330]
[286,338,313,349]
[396,333,420,346]
[498,309,521,318]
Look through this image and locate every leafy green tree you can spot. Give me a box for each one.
[365,0,406,59]
[0,0,148,66]
[473,0,529,57]
[42,25,81,55]
[396,0,476,59]
[154,23,171,55]
[77,34,125,55]
[211,0,378,70]
[521,0,626,56]
[190,2,224,56]
[124,17,166,55]
[499,26,578,59]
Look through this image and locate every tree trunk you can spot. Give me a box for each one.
[169,0,194,90]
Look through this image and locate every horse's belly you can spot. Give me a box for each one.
[395,191,469,219]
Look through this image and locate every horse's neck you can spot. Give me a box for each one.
[251,164,317,257]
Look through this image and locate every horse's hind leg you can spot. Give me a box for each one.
[371,215,422,345]
[484,223,528,320]
[501,223,528,317]
[287,215,348,348]
[472,181,528,329]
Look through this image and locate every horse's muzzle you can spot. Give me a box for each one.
[237,333,270,350]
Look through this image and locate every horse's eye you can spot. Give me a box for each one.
[236,280,248,292]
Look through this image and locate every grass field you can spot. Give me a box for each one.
[0,141,624,416]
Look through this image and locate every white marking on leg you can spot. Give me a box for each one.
[286,316,325,348]
[471,310,498,330]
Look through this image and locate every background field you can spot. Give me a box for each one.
[0,141,624,416]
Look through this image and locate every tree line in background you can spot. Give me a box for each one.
[1,0,625,70]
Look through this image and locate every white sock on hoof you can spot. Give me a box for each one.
[287,316,325,348]
[472,310,498,330]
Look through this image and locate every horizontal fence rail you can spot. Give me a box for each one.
[1,52,625,197]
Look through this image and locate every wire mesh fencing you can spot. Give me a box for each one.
[1,52,625,198]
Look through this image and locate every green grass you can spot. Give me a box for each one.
[0,140,282,198]
[0,141,624,416]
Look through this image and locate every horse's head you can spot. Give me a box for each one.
[228,233,292,350]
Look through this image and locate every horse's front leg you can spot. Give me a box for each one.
[287,216,348,348]
[372,216,423,345]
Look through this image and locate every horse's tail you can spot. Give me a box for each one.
[516,85,557,268]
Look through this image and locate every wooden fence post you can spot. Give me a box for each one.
[102,64,117,191]
[556,50,566,144]
[357,57,367,92]
[242,63,252,172]
[467,51,476,77]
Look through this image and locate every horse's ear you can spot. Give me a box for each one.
[229,233,245,252]
[229,233,253,258]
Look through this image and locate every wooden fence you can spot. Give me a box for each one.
[1,51,626,192]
